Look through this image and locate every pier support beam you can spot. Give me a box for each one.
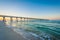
[10,17,13,22]
[24,18,25,22]
[20,17,22,24]
[16,17,18,22]
[20,17,22,21]
[3,17,5,22]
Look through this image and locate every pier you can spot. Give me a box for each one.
[0,15,40,22]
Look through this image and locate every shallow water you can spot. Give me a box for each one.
[5,20,60,40]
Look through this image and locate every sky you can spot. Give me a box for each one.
[0,0,60,20]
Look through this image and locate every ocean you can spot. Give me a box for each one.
[5,20,60,40]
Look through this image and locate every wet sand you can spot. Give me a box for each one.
[0,21,27,40]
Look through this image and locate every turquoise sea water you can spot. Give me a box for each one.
[5,20,60,40]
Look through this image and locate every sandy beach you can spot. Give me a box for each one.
[0,21,27,40]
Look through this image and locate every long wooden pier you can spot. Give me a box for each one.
[0,15,41,22]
